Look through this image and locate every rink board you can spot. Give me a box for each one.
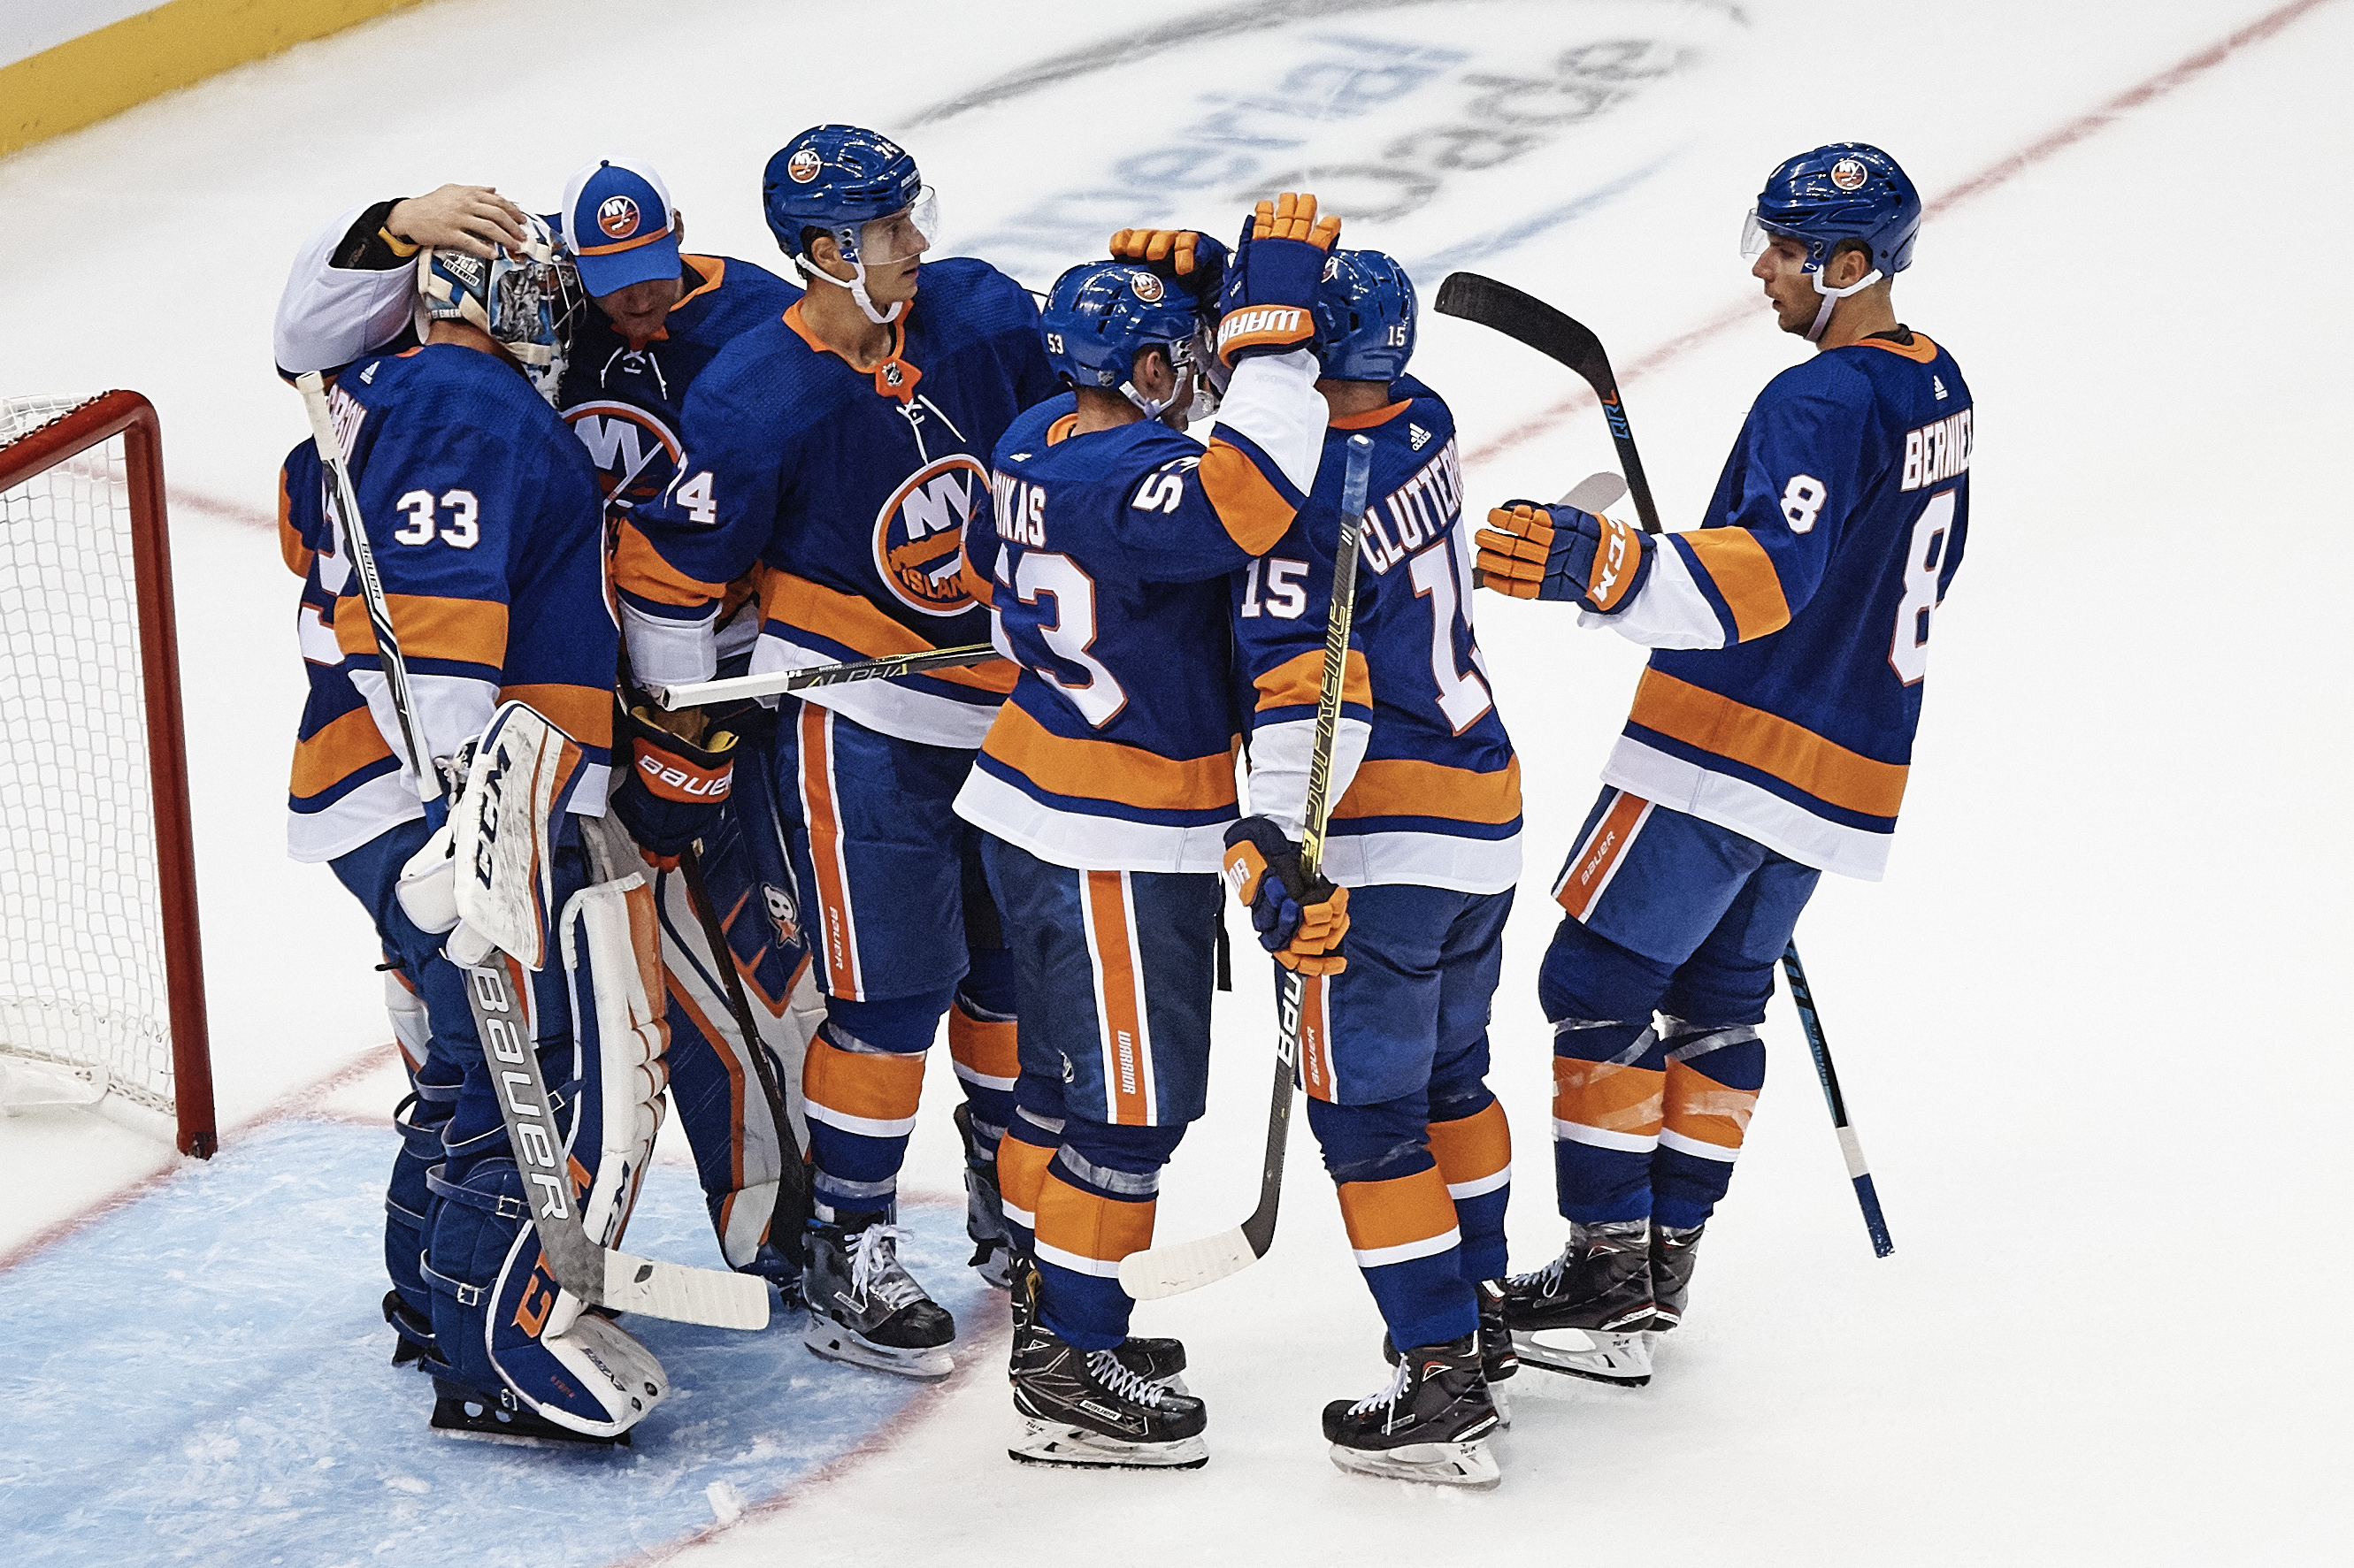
[0,1117,993,1567]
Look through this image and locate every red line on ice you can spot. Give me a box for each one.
[1465,0,2340,468]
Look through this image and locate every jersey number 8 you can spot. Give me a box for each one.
[1889,490,1955,685]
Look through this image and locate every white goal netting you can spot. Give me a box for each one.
[0,395,179,1129]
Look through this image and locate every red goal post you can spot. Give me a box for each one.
[0,392,216,1158]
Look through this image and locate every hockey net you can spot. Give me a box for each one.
[0,393,216,1158]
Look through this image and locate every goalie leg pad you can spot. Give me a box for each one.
[424,1158,669,1439]
[557,876,671,1252]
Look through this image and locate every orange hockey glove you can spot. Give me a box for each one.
[1474,501,1652,611]
[1215,192,1342,367]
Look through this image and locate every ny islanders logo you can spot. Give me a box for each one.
[566,401,683,509]
[786,149,823,183]
[874,455,986,616]
[1829,157,1869,191]
[597,195,640,239]
[1131,272,1164,302]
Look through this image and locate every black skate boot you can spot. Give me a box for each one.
[1324,1333,1500,1488]
[1501,1218,1656,1386]
[428,1378,631,1449]
[1008,1313,1209,1470]
[1380,1281,1518,1424]
[1011,1258,1188,1393]
[954,1103,1016,1289]
[384,1289,439,1370]
[802,1220,956,1381]
[1650,1221,1705,1333]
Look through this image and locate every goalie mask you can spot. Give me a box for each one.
[418,212,581,405]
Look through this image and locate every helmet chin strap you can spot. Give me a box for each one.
[1806,264,1882,342]
[798,255,902,325]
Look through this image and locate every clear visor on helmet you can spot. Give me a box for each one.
[1739,210,1818,270]
[854,187,939,267]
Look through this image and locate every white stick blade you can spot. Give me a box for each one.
[1117,1227,1259,1301]
[601,1251,771,1330]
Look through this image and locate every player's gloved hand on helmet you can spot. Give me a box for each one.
[1108,227,1230,304]
[610,700,740,869]
[1475,501,1652,612]
[1215,192,1342,367]
[1223,816,1350,975]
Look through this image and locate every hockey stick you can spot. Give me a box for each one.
[679,844,813,1265]
[1422,295,1899,1259]
[1119,432,1376,1302]
[648,643,1003,709]
[1780,942,1895,1258]
[1432,272,1663,536]
[298,374,763,1328]
[295,372,441,806]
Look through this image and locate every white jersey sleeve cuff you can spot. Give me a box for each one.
[622,603,717,686]
[273,204,419,374]
[1245,715,1370,840]
[1579,534,1727,649]
[1208,349,1325,495]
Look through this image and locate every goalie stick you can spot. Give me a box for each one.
[649,644,1002,709]
[295,373,766,1329]
[1427,286,1897,1261]
[1119,432,1376,1302]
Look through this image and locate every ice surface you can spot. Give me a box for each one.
[1,0,2349,1562]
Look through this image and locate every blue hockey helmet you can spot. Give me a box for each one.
[1041,262,1203,419]
[1743,142,1921,278]
[763,125,937,326]
[417,211,579,405]
[1315,248,1416,383]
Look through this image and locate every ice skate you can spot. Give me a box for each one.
[428,1379,631,1449]
[1010,1258,1189,1394]
[1008,1318,1208,1470]
[955,1103,1016,1289]
[1502,1219,1656,1386]
[1324,1333,1500,1489]
[1382,1280,1517,1425]
[1649,1221,1705,1333]
[802,1221,955,1381]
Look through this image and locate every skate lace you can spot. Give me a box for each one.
[1346,1358,1413,1434]
[1509,1249,1573,1298]
[844,1224,924,1312]
[1086,1348,1172,1409]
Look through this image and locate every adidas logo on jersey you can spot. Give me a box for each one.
[1932,374,1949,401]
[360,363,379,384]
[1409,423,1431,450]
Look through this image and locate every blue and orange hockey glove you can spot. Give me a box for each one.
[1215,192,1342,367]
[1475,501,1652,611]
[1223,816,1350,975]
[610,700,738,868]
[1108,226,1230,304]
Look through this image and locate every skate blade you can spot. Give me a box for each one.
[430,1402,631,1449]
[803,1319,955,1382]
[1512,1327,1652,1387]
[1008,1419,1208,1471]
[1328,1438,1501,1490]
[1490,1378,1513,1428]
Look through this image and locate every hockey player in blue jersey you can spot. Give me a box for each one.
[1223,248,1517,1487]
[281,224,684,1442]
[616,126,1060,1380]
[273,159,828,1313]
[1475,142,1968,1384]
[958,197,1347,1469]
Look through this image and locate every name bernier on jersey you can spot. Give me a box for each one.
[1901,406,1973,493]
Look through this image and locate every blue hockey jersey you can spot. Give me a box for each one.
[956,351,1336,873]
[280,344,615,863]
[1237,377,1520,894]
[614,259,1059,749]
[1588,331,1971,879]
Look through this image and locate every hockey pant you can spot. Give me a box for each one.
[1540,790,1819,1228]
[646,724,824,1269]
[334,809,674,1437]
[1288,883,1514,1353]
[982,835,1217,1350]
[778,701,1016,1226]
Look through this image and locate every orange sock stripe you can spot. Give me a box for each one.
[947,1004,1020,1086]
[1427,1098,1511,1185]
[1553,1058,1665,1136]
[998,1136,1054,1224]
[1034,1167,1157,1268]
[801,1036,926,1128]
[1663,1060,1759,1152]
[1335,1166,1461,1267]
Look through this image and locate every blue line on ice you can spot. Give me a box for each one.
[1,1117,991,1568]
